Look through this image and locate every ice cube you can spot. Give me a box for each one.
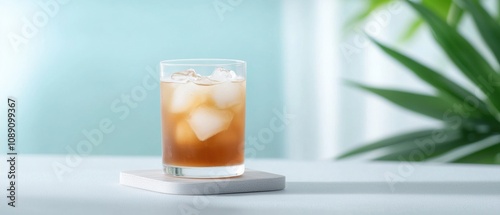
[170,82,203,113]
[171,69,200,83]
[192,76,215,86]
[232,76,245,82]
[175,121,199,144]
[187,106,234,141]
[211,82,243,108]
[209,67,237,83]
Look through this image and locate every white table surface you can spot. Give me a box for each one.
[1,155,499,215]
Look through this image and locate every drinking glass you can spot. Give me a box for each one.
[160,59,246,178]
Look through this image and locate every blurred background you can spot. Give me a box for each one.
[1,0,499,161]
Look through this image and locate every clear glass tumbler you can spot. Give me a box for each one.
[160,59,246,178]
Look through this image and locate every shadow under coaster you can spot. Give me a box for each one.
[120,169,286,195]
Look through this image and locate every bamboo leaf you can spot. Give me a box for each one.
[370,38,490,118]
[344,0,393,30]
[407,0,500,113]
[351,83,457,120]
[422,0,453,20]
[451,136,500,164]
[337,129,438,159]
[456,0,500,64]
[447,1,464,28]
[399,18,424,42]
[374,131,491,161]
[498,0,500,23]
[396,0,455,40]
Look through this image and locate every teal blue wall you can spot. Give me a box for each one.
[4,0,285,157]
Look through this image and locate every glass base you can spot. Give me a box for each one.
[163,164,245,178]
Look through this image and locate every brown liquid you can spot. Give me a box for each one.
[160,81,245,167]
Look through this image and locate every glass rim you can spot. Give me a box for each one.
[160,59,246,67]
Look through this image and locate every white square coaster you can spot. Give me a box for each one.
[120,169,286,195]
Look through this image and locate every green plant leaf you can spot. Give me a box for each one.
[396,0,454,41]
[407,0,500,113]
[447,1,464,28]
[451,135,500,164]
[498,0,500,23]
[344,0,393,30]
[399,18,424,42]
[456,0,500,65]
[350,82,459,120]
[422,0,453,20]
[337,129,438,159]
[374,131,491,161]
[346,0,465,40]
[370,38,490,118]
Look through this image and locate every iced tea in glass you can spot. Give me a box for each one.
[160,59,246,178]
